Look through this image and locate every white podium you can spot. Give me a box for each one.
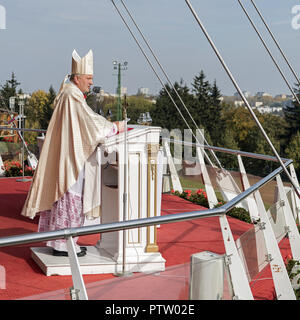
[31,125,166,276]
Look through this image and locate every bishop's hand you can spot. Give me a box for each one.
[115,121,125,133]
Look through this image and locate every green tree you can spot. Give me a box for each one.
[283,84,300,141]
[211,80,222,107]
[25,90,49,124]
[191,71,224,145]
[85,92,98,113]
[191,70,211,106]
[40,86,56,130]
[126,96,156,124]
[285,131,300,172]
[152,80,195,132]
[0,72,21,109]
[25,90,49,148]
[103,95,155,123]
[221,105,287,175]
[217,127,240,170]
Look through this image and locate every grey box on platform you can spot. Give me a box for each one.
[189,251,225,300]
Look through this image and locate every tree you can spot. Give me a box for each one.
[191,70,211,106]
[283,84,300,141]
[103,95,156,123]
[210,80,222,108]
[151,80,195,132]
[0,72,21,109]
[40,86,56,130]
[25,90,49,124]
[208,79,224,144]
[191,71,224,145]
[261,112,287,155]
[126,96,156,124]
[25,90,49,148]
[85,92,98,113]
[285,131,300,172]
[221,105,287,175]
[217,127,240,170]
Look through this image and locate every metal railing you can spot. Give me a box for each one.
[0,126,47,134]
[0,130,297,299]
[0,159,293,248]
[168,138,290,163]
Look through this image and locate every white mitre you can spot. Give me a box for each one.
[71,49,93,75]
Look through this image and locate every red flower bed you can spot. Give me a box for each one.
[2,160,35,177]
[171,188,209,207]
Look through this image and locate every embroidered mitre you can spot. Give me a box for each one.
[71,49,93,75]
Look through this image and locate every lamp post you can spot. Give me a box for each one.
[16,95,31,182]
[113,61,128,121]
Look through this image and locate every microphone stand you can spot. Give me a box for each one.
[115,95,132,277]
[16,112,31,183]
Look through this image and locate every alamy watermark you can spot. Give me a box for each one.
[97,128,205,175]
[0,265,6,289]
[292,5,300,30]
[0,4,6,30]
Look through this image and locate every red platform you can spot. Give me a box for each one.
[0,177,291,300]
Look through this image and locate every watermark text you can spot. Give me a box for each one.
[0,4,6,30]
[292,5,300,30]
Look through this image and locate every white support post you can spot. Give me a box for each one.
[0,155,5,176]
[286,187,298,221]
[197,147,253,299]
[66,237,88,300]
[276,175,300,261]
[289,164,300,222]
[215,167,248,211]
[162,139,182,193]
[254,190,296,300]
[219,215,254,300]
[162,155,171,193]
[237,155,260,222]
[290,163,300,186]
[157,148,164,224]
[196,146,218,208]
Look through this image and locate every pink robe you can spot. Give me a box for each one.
[37,123,117,253]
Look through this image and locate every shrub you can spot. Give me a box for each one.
[225,207,252,224]
[0,137,14,143]
[172,188,209,208]
[285,258,300,300]
[171,189,251,223]
[3,160,35,177]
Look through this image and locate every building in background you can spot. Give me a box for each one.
[137,87,150,97]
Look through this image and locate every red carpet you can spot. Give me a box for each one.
[0,177,292,300]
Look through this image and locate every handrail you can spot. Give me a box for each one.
[166,138,290,163]
[0,159,293,248]
[0,127,290,163]
[0,126,47,133]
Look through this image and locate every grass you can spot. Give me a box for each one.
[179,176,205,190]
[179,176,224,201]
[178,174,275,211]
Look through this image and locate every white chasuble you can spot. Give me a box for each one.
[21,80,115,219]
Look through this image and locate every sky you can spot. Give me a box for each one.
[0,0,299,97]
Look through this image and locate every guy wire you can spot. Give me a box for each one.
[250,0,300,88]
[237,0,300,105]
[119,0,223,169]
[185,0,300,199]
[111,0,220,169]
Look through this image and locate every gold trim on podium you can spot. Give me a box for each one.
[146,144,159,253]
